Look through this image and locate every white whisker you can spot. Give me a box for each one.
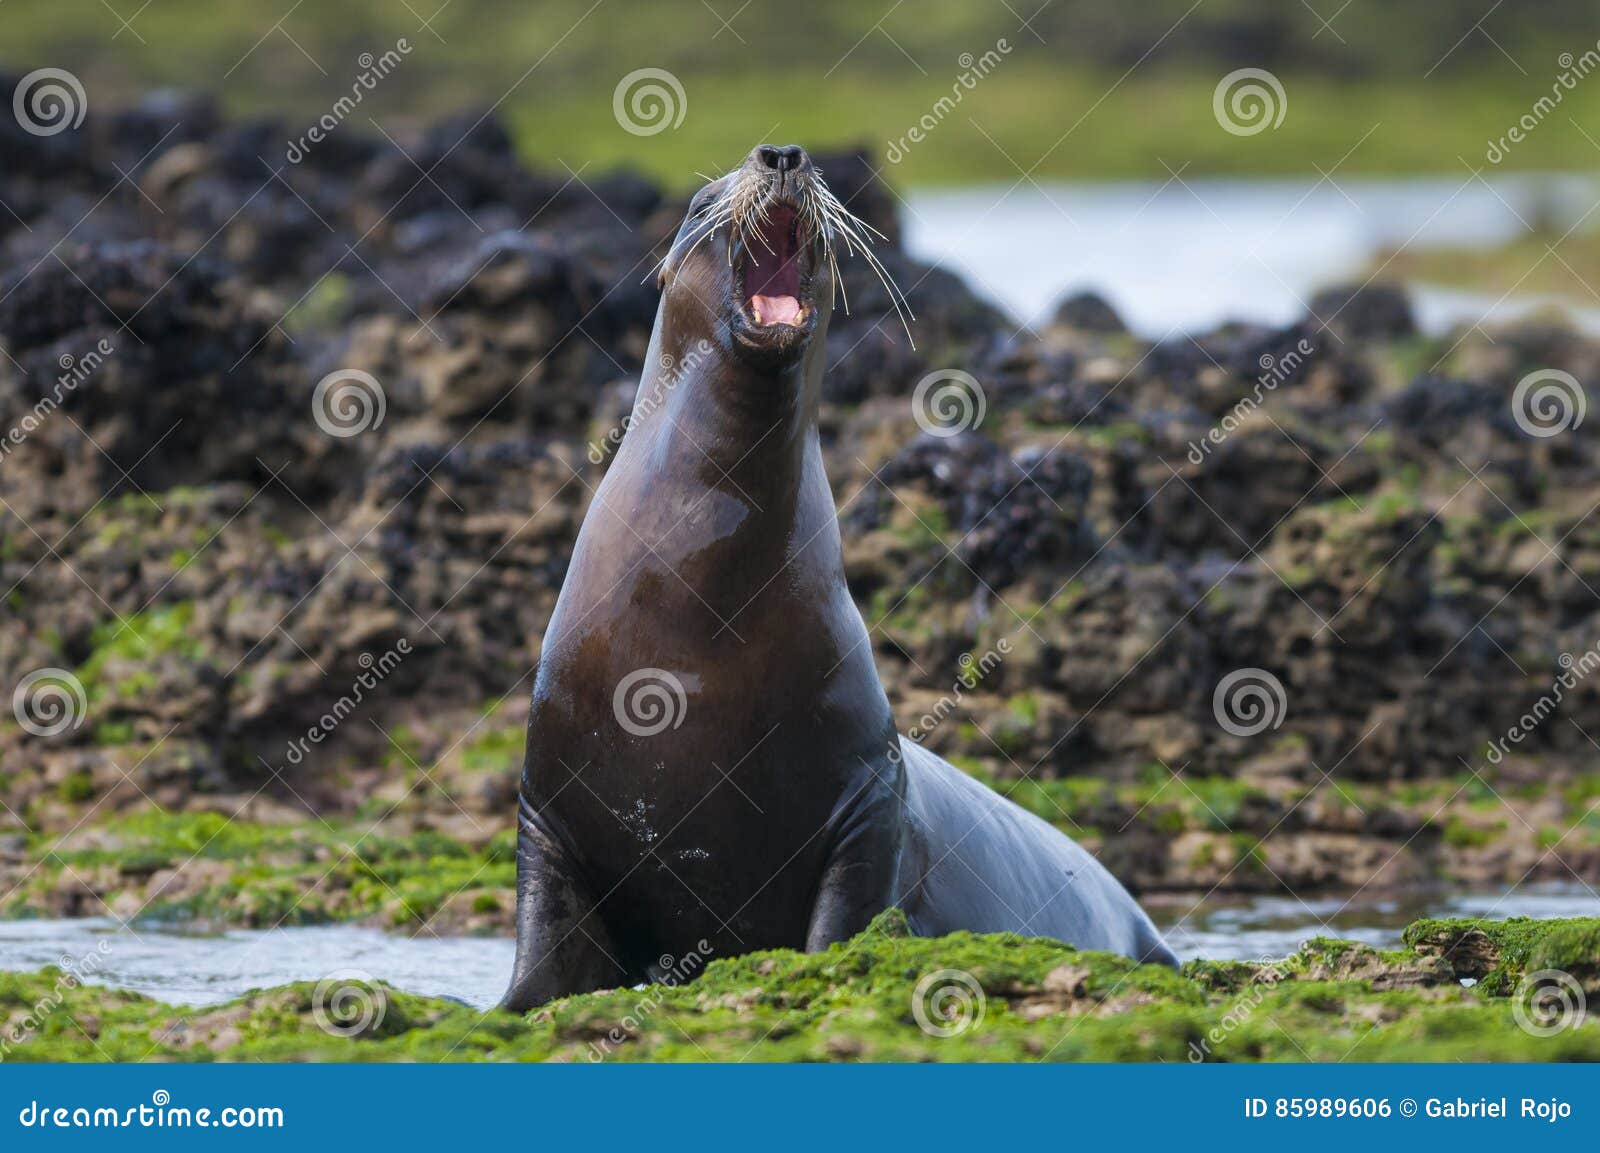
[662,157,917,347]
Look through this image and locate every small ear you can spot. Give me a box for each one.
[656,264,668,290]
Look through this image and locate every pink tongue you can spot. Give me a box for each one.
[752,294,801,326]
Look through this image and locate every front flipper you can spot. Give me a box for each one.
[804,772,905,951]
[501,800,627,1012]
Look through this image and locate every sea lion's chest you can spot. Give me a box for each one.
[523,595,892,872]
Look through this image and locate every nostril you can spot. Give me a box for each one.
[756,145,807,173]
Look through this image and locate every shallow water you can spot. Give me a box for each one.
[2,884,1594,1009]
[904,173,1600,336]
[1149,883,1600,964]
[0,918,516,1010]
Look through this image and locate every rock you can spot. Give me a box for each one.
[7,917,1600,1061]
[1042,962,1092,996]
[1051,290,1127,334]
[1307,283,1416,340]
[2,88,1600,906]
[1297,940,1455,989]
[1407,924,1501,978]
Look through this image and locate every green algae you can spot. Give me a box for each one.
[1442,816,1505,848]
[6,811,513,932]
[77,602,206,703]
[1403,916,1600,995]
[3,911,1598,1063]
[460,722,524,772]
[7,811,1600,1061]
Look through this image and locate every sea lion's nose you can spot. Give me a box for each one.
[755,144,808,173]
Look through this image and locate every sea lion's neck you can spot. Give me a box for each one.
[650,351,820,506]
[545,315,876,713]
[620,307,830,508]
[576,325,841,627]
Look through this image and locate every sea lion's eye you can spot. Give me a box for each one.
[691,193,716,218]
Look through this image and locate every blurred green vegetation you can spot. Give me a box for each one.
[3,0,1598,185]
[8,810,517,930]
[1369,227,1600,298]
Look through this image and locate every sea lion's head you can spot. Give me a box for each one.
[656,144,903,371]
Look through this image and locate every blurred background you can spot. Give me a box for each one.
[6,0,1598,178]
[8,0,1599,330]
[2,1,1599,1010]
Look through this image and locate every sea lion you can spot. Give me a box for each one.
[502,144,1174,1011]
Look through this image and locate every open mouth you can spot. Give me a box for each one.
[737,202,811,331]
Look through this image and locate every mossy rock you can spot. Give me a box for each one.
[1403,916,1600,995]
[11,811,513,932]
[1296,938,1454,990]
[6,916,1600,1061]
[1527,922,1600,993]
